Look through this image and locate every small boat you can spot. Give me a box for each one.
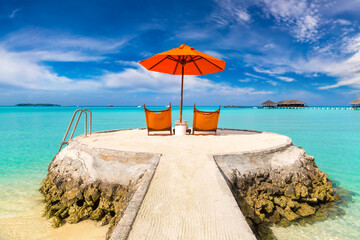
[137,105,141,108]
[107,105,114,107]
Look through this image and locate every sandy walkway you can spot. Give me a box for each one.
[80,129,290,240]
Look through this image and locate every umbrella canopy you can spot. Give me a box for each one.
[139,44,226,122]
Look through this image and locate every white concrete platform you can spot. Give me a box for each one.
[77,129,292,240]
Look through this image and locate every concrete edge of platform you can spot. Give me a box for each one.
[212,138,294,183]
[109,153,161,240]
[212,138,293,157]
[71,137,162,158]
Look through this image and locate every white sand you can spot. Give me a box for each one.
[79,129,290,240]
[0,216,107,240]
[0,177,108,240]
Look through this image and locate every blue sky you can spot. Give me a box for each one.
[1,0,360,106]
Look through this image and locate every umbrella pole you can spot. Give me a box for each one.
[180,65,184,123]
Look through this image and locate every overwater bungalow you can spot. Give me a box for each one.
[277,100,307,107]
[261,100,276,108]
[350,98,360,109]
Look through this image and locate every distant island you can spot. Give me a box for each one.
[16,103,61,107]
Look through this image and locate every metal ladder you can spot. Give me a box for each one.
[58,109,92,153]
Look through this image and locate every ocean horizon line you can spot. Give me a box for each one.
[0,105,356,108]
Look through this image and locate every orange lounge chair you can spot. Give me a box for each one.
[144,103,172,135]
[192,105,221,135]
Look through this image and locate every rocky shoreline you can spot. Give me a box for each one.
[40,175,133,238]
[40,139,159,239]
[215,144,340,239]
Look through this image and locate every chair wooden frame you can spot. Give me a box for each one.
[144,103,172,135]
[192,104,221,135]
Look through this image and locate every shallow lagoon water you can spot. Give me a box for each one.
[0,106,359,239]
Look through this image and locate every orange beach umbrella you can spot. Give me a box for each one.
[139,44,226,122]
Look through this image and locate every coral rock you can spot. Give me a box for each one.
[52,216,63,228]
[274,196,288,208]
[296,203,316,217]
[284,184,296,199]
[268,211,281,223]
[276,206,300,221]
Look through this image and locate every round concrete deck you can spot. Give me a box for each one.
[77,129,291,240]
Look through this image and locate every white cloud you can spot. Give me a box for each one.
[249,37,360,89]
[116,60,140,67]
[17,50,104,62]
[334,19,352,25]
[343,33,360,53]
[2,28,130,53]
[246,71,289,85]
[253,66,287,75]
[247,70,294,83]
[203,50,226,59]
[260,0,321,42]
[0,47,101,91]
[324,0,360,16]
[238,79,252,83]
[317,53,360,89]
[292,49,360,89]
[101,62,271,95]
[9,8,19,19]
[266,80,279,86]
[0,32,271,96]
[236,9,251,22]
[261,0,307,21]
[245,73,268,80]
[0,28,136,91]
[0,28,134,70]
[277,76,295,82]
[263,43,276,49]
[295,14,319,41]
[211,0,251,26]
[175,30,209,40]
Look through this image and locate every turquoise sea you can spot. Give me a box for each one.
[0,106,359,239]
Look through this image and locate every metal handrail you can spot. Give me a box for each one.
[83,108,92,135]
[58,109,92,152]
[69,110,84,140]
